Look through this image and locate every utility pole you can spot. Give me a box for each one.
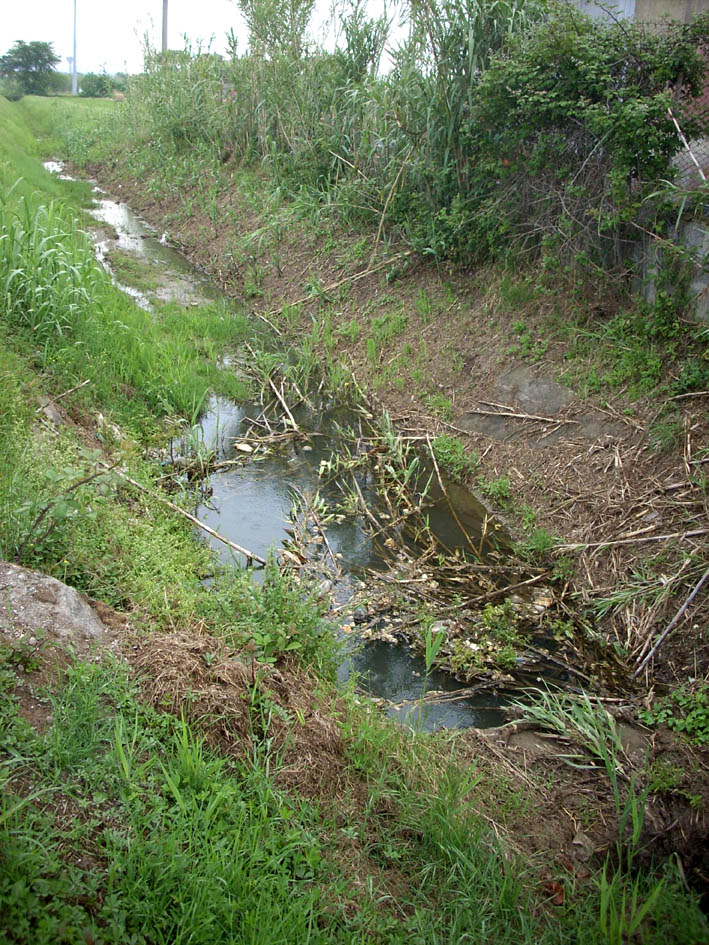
[71,0,78,94]
[162,0,168,52]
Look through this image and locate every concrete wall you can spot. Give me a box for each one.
[634,0,708,22]
[569,0,707,21]
[570,0,634,20]
[634,221,709,323]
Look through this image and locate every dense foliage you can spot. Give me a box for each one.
[117,1,707,267]
[80,72,114,98]
[0,40,60,96]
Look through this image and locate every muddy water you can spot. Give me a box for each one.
[45,159,564,731]
[187,395,533,730]
[89,197,223,306]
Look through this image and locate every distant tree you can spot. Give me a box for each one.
[46,71,73,94]
[112,72,128,93]
[80,72,113,97]
[0,40,61,95]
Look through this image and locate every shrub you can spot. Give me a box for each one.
[80,72,113,98]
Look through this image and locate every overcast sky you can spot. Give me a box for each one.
[2,1,254,75]
[1,1,401,76]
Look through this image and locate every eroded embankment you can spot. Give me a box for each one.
[58,156,708,889]
[88,153,709,697]
[38,156,590,723]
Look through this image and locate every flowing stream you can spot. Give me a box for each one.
[47,160,573,731]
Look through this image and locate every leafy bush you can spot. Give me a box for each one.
[639,684,709,746]
[78,2,707,272]
[80,72,113,98]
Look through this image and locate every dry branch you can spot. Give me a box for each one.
[631,565,709,679]
[556,527,708,552]
[105,465,267,566]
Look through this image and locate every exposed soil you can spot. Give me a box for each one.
[62,157,708,896]
[86,157,709,696]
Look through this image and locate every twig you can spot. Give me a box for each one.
[253,309,282,337]
[369,147,412,268]
[268,376,299,431]
[556,528,708,552]
[435,572,552,612]
[475,400,579,425]
[426,433,479,556]
[668,391,709,401]
[631,565,709,679]
[105,465,267,567]
[290,484,341,577]
[667,107,707,182]
[35,378,90,412]
[260,251,413,318]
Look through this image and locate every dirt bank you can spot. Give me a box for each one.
[89,158,709,698]
[4,560,707,897]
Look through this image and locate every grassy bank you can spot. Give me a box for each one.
[2,94,708,943]
[61,73,709,687]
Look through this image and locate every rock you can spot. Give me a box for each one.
[38,399,65,426]
[571,831,594,862]
[0,562,107,652]
[353,606,367,624]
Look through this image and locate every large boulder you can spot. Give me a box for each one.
[0,562,107,652]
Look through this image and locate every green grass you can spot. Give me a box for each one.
[106,249,161,292]
[3,653,707,945]
[431,434,479,482]
[1,95,708,945]
[0,101,253,437]
[17,94,119,162]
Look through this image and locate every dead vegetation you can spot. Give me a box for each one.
[127,631,345,797]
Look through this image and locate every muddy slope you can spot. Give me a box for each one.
[89,159,708,697]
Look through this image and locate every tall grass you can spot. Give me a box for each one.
[0,196,100,345]
[0,193,250,426]
[86,1,708,266]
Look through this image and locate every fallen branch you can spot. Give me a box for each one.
[268,376,299,431]
[556,527,708,552]
[435,572,552,613]
[426,433,479,556]
[667,106,707,182]
[631,565,709,679]
[260,251,413,319]
[253,309,282,337]
[105,465,267,567]
[289,484,341,577]
[668,390,709,401]
[36,378,90,412]
[475,400,579,425]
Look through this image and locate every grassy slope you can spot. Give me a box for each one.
[76,82,709,692]
[0,96,707,944]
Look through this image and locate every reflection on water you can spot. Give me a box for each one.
[190,395,520,731]
[44,158,526,732]
[193,397,388,572]
[88,197,222,306]
[339,639,509,730]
